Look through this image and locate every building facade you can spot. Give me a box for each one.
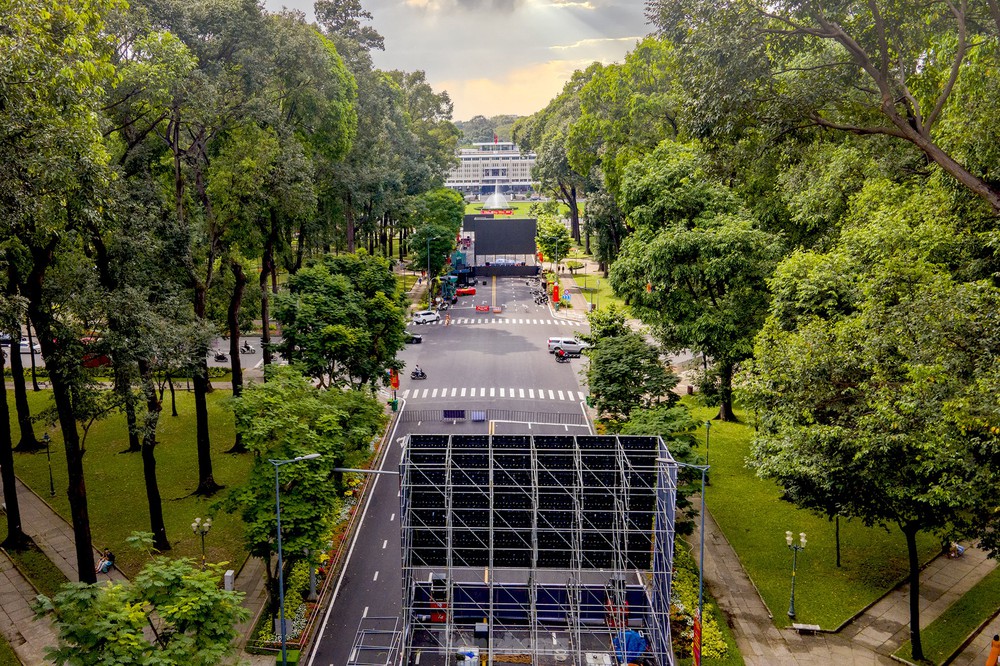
[444,141,537,196]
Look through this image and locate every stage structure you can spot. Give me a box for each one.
[400,434,678,665]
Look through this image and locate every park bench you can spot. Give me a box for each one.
[792,623,821,635]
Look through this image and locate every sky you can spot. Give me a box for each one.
[262,0,651,121]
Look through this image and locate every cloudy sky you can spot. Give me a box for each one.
[262,0,651,121]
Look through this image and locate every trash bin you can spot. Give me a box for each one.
[390,399,398,412]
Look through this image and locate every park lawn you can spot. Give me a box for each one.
[0,522,68,598]
[0,633,19,666]
[682,401,940,629]
[573,272,628,312]
[893,565,1000,665]
[8,388,253,577]
[397,272,420,294]
[463,200,586,218]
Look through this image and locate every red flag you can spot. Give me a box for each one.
[693,615,702,666]
[494,133,498,144]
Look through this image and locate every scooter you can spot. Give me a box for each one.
[239,341,256,354]
[410,369,427,380]
[213,351,229,362]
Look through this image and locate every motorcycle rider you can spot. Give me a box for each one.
[414,365,424,377]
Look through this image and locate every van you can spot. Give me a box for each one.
[547,337,588,354]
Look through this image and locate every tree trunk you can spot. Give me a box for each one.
[261,216,276,369]
[345,192,356,253]
[835,514,841,568]
[167,376,178,416]
[714,361,738,422]
[226,259,248,454]
[24,245,96,582]
[568,184,581,243]
[25,322,39,392]
[903,522,924,661]
[117,363,141,453]
[9,326,39,452]
[192,285,220,496]
[138,359,169,552]
[0,348,27,550]
[294,216,305,274]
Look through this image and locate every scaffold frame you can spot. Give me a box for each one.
[400,434,677,665]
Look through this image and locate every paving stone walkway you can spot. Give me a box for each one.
[0,552,56,666]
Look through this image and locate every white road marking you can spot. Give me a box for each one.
[519,388,524,398]
[578,391,586,400]
[548,390,555,400]
[490,388,495,397]
[363,606,369,617]
[390,513,395,522]
[431,388,438,398]
[557,390,565,400]
[401,389,409,399]
[373,571,379,581]
[500,388,505,397]
[480,387,486,396]
[382,540,387,549]
[422,389,429,398]
[451,387,457,397]
[528,389,535,399]
[461,387,466,397]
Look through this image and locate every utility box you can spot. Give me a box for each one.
[224,570,235,591]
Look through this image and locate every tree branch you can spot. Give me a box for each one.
[926,0,968,131]
[809,112,908,138]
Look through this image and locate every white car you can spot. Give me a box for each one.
[412,310,441,325]
[547,337,589,354]
[19,339,41,354]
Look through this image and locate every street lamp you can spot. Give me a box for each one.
[704,420,711,467]
[271,453,322,666]
[191,517,212,570]
[785,531,807,619]
[43,433,54,497]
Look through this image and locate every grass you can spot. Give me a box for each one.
[683,400,940,629]
[8,388,253,577]
[573,271,628,312]
[0,524,69,598]
[893,565,1000,665]
[464,200,585,218]
[0,634,19,666]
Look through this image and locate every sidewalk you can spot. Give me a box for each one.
[0,552,57,666]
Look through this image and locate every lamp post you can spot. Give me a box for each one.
[786,531,807,619]
[704,420,711,467]
[43,433,54,497]
[191,517,212,570]
[271,453,322,666]
[426,235,435,303]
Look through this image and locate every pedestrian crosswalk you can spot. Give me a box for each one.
[399,386,587,402]
[418,318,584,326]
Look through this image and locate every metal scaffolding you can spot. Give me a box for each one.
[400,434,678,665]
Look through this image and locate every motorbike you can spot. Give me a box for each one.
[239,341,256,354]
[410,369,427,380]
[213,351,229,362]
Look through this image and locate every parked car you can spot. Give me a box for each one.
[412,310,441,325]
[547,337,589,354]
[19,339,41,354]
[405,332,423,344]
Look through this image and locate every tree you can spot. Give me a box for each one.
[35,539,248,666]
[647,0,1000,214]
[744,180,1000,660]
[0,295,27,550]
[609,142,782,420]
[582,189,629,276]
[226,366,386,614]
[535,217,572,271]
[408,225,456,280]
[275,253,407,389]
[585,332,679,422]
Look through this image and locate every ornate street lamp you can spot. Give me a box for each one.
[191,517,212,570]
[786,531,807,618]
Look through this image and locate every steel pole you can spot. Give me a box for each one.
[275,463,288,665]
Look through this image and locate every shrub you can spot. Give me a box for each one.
[671,548,728,659]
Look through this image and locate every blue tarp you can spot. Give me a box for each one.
[612,630,647,662]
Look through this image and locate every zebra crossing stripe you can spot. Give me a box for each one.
[431,388,438,398]
[557,390,565,400]
[460,387,466,397]
[499,388,505,397]
[528,389,535,399]
[451,387,457,397]
[548,390,555,400]
[519,388,524,398]
[490,387,495,397]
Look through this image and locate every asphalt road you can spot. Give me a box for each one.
[307,276,593,666]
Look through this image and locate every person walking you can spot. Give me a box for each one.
[986,634,1000,666]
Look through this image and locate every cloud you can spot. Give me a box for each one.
[403,0,525,11]
[437,59,593,120]
[550,35,641,51]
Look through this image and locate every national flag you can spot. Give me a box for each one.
[493,132,498,144]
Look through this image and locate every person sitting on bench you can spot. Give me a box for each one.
[96,549,115,574]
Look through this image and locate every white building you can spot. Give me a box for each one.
[444,141,537,196]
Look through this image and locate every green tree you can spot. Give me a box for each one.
[36,549,247,665]
[647,0,1000,214]
[275,253,407,389]
[585,332,679,422]
[226,366,386,613]
[535,217,572,270]
[744,181,1000,659]
[609,142,782,420]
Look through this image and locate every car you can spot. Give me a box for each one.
[547,337,589,354]
[405,332,423,344]
[19,339,41,354]
[456,287,476,296]
[412,310,441,325]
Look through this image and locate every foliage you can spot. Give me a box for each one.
[743,184,1000,657]
[579,304,631,344]
[275,253,407,389]
[585,332,679,421]
[226,365,385,568]
[35,557,248,666]
[535,217,572,269]
[670,559,728,659]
